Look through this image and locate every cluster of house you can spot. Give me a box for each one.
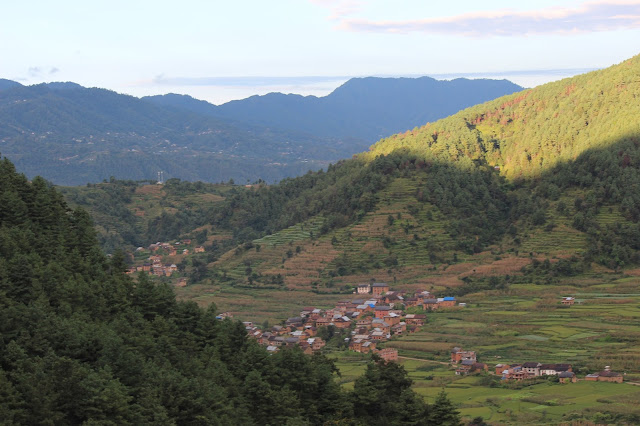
[125,239,205,277]
[495,362,577,383]
[245,283,457,361]
[355,283,459,310]
[451,348,623,383]
[244,320,328,355]
[127,254,178,277]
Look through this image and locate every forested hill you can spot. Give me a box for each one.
[107,55,639,299]
[0,76,520,186]
[59,56,640,294]
[364,55,640,180]
[0,82,361,185]
[0,155,463,424]
[146,76,523,142]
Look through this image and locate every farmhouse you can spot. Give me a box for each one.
[585,367,623,383]
[378,348,398,362]
[371,282,390,295]
[562,296,575,305]
[558,371,577,383]
[451,348,476,364]
[356,283,371,294]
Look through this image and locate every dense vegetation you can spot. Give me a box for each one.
[52,57,640,300]
[0,155,463,424]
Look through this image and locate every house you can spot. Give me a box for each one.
[558,372,577,383]
[495,364,510,375]
[356,283,371,294]
[371,283,390,296]
[403,297,421,308]
[586,367,623,383]
[371,319,391,334]
[308,337,325,351]
[378,348,398,362]
[405,314,426,327]
[374,305,392,318]
[522,362,542,376]
[502,366,530,381]
[194,246,205,253]
[299,342,313,355]
[331,316,350,329]
[391,322,406,335]
[356,318,373,328]
[266,345,279,353]
[438,296,456,307]
[451,348,476,364]
[361,340,376,353]
[562,297,575,306]
[370,330,387,341]
[383,313,401,326]
[423,299,439,310]
[383,292,404,305]
[349,339,364,352]
[315,317,330,327]
[285,337,299,347]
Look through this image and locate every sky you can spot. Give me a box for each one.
[1,0,640,104]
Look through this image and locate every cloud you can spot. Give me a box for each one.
[151,75,352,87]
[27,66,60,78]
[28,67,42,77]
[332,1,640,36]
[310,0,363,20]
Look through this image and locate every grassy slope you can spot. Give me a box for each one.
[363,54,640,180]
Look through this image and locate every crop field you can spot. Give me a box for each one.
[322,274,640,423]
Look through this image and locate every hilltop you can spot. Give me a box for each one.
[147,76,523,142]
[0,82,346,185]
[0,77,521,185]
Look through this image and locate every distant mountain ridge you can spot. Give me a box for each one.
[0,76,522,185]
[145,76,523,142]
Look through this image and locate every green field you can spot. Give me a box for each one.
[324,276,640,424]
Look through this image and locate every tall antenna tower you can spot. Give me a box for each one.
[157,171,164,184]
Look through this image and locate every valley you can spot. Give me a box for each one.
[51,54,640,424]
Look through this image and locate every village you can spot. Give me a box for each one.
[238,282,460,362]
[232,282,622,386]
[125,239,206,283]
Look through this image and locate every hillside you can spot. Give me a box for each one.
[50,56,640,424]
[0,76,521,186]
[0,82,361,185]
[1,154,470,425]
[146,76,523,142]
[61,56,640,303]
[137,55,640,314]
[364,55,640,180]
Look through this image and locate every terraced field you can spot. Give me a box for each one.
[325,275,640,424]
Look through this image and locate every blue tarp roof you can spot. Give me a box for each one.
[443,297,456,301]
